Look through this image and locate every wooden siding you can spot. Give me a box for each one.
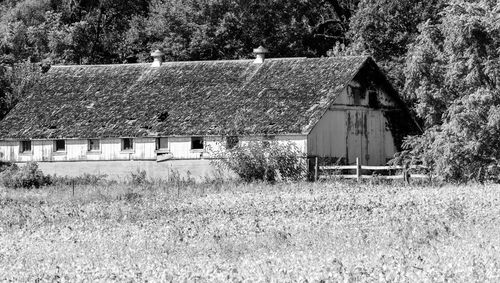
[308,86,397,165]
[0,135,307,163]
[239,135,307,153]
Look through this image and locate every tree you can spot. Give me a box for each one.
[348,0,445,92]
[123,0,360,62]
[396,0,500,182]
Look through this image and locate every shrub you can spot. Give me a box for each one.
[0,162,52,189]
[0,161,13,173]
[213,141,306,182]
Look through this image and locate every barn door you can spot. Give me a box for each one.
[345,110,367,165]
[366,110,385,165]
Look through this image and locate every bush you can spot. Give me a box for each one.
[0,162,52,189]
[213,141,306,182]
[0,161,13,173]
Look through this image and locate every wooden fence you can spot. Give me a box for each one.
[313,157,430,183]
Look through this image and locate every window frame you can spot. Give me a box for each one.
[191,136,204,150]
[155,137,169,151]
[87,139,101,152]
[121,138,134,152]
[20,140,32,154]
[54,139,66,152]
[350,85,365,105]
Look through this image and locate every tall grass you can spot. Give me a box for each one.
[0,181,499,281]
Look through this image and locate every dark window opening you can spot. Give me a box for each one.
[191,137,204,150]
[88,139,100,151]
[122,138,133,151]
[54,140,65,152]
[368,90,380,109]
[226,136,239,149]
[351,86,364,105]
[20,141,31,153]
[156,137,168,150]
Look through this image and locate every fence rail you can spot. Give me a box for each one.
[314,157,430,183]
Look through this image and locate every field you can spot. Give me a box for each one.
[0,181,499,282]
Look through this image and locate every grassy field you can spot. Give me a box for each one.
[0,181,499,282]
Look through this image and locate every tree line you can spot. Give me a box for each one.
[1,0,499,182]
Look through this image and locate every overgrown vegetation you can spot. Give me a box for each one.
[0,162,51,188]
[212,141,306,182]
[0,182,498,281]
[392,0,500,183]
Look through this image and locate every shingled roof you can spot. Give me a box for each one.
[0,56,371,139]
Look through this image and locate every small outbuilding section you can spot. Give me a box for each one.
[0,54,419,180]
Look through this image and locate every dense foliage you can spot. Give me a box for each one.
[1,0,500,181]
[0,0,357,64]
[0,162,52,188]
[395,0,500,182]
[212,141,306,182]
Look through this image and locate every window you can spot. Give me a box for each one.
[54,140,65,152]
[350,86,365,105]
[191,137,204,150]
[20,140,31,153]
[156,137,168,150]
[88,139,100,151]
[368,90,380,109]
[122,138,133,151]
[226,136,239,149]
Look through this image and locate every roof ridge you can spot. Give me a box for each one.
[49,56,367,68]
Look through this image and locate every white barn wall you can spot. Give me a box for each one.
[0,141,17,162]
[307,85,398,165]
[0,137,218,162]
[0,135,307,179]
[239,135,307,154]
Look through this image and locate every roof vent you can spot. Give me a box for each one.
[253,46,269,64]
[151,49,165,67]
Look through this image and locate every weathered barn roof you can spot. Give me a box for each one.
[0,56,375,139]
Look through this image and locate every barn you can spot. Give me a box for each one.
[0,49,419,179]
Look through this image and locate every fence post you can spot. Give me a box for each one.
[315,156,319,182]
[356,157,361,182]
[403,165,410,185]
